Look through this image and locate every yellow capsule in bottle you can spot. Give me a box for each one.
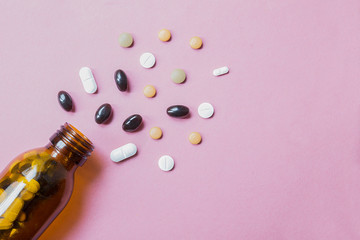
[3,198,24,222]
[20,189,34,201]
[17,211,26,222]
[0,217,13,230]
[25,179,40,194]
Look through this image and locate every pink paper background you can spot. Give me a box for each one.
[0,0,360,239]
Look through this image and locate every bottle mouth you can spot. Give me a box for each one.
[50,123,94,166]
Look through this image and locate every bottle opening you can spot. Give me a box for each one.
[49,123,94,166]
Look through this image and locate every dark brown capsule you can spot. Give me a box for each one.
[122,114,142,132]
[58,91,73,111]
[166,105,189,118]
[114,69,128,92]
[95,103,112,124]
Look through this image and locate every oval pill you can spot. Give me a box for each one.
[143,85,156,98]
[95,103,112,124]
[4,198,24,222]
[167,105,189,118]
[57,91,73,111]
[158,155,174,171]
[118,33,133,48]
[189,132,202,145]
[213,66,229,76]
[114,69,128,92]
[79,67,97,94]
[17,212,26,222]
[0,218,12,230]
[140,53,156,68]
[189,36,202,49]
[110,143,137,162]
[171,69,186,84]
[158,29,171,42]
[149,127,162,139]
[25,179,40,194]
[122,114,143,132]
[198,103,214,118]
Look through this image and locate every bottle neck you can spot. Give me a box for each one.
[48,123,94,170]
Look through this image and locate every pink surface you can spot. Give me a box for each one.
[0,0,360,239]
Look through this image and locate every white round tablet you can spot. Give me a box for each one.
[140,52,156,68]
[198,103,214,118]
[158,155,174,171]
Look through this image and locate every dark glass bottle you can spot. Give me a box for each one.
[0,123,94,239]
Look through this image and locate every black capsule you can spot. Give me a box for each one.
[114,69,128,92]
[166,105,189,118]
[95,103,112,124]
[122,114,143,132]
[58,91,73,111]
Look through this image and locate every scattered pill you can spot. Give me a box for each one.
[4,198,24,222]
[198,103,214,118]
[122,114,143,132]
[57,91,73,111]
[79,67,97,94]
[158,155,175,171]
[140,53,156,68]
[0,218,12,230]
[189,36,202,49]
[213,66,229,76]
[189,132,202,144]
[110,143,137,162]
[114,69,128,92]
[171,69,186,84]
[158,29,171,42]
[95,103,112,124]
[118,33,133,48]
[150,127,162,139]
[143,85,156,98]
[167,105,189,118]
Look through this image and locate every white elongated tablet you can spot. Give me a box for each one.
[110,143,137,162]
[198,102,214,118]
[213,66,229,76]
[79,67,97,93]
[158,155,174,171]
[140,53,156,68]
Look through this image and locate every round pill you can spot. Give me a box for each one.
[189,36,202,49]
[198,103,214,118]
[118,33,133,48]
[143,85,156,98]
[140,53,156,68]
[189,132,202,145]
[158,29,171,42]
[171,69,186,84]
[158,155,174,171]
[150,127,162,139]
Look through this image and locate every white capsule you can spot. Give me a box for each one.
[79,67,97,94]
[213,66,229,76]
[158,155,174,171]
[110,143,137,162]
[198,102,214,119]
[140,53,156,68]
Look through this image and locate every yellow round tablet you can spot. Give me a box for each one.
[189,36,202,49]
[143,85,156,98]
[150,127,162,139]
[158,29,171,42]
[118,33,133,48]
[189,132,202,144]
[171,69,186,84]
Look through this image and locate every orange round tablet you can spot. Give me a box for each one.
[143,85,156,98]
[189,132,202,144]
[189,36,202,49]
[150,127,162,139]
[158,29,171,42]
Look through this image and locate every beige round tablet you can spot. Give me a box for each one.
[118,33,133,48]
[158,29,171,42]
[171,69,186,84]
[143,85,156,98]
[189,36,202,49]
[189,132,202,145]
[150,127,163,139]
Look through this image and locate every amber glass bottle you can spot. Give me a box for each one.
[0,123,94,239]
